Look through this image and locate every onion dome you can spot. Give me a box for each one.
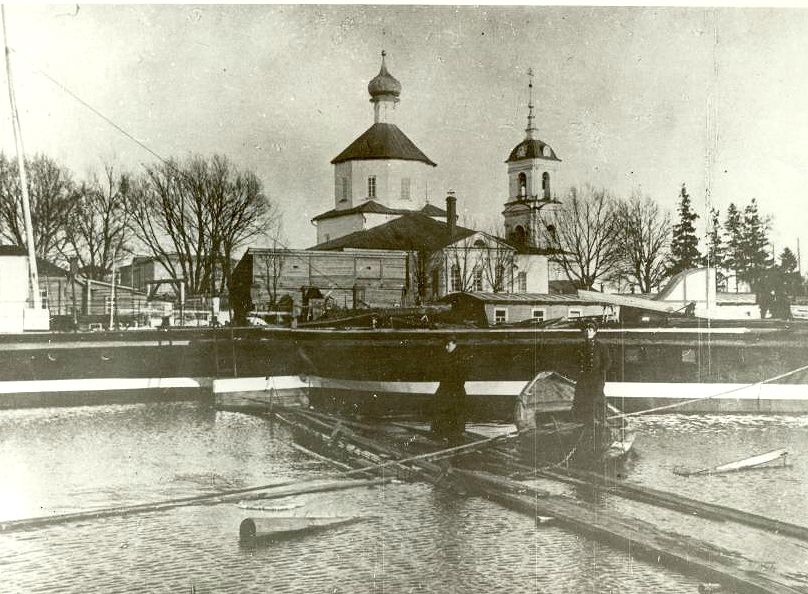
[367,50,401,99]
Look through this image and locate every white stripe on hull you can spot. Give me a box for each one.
[605,381,808,402]
[0,377,210,395]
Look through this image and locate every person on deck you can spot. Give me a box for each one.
[571,321,611,425]
[432,336,467,446]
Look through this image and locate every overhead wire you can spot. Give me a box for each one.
[6,45,368,295]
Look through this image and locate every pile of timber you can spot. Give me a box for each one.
[272,409,807,594]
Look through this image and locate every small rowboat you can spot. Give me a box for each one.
[674,448,789,477]
[513,372,635,466]
[239,516,363,542]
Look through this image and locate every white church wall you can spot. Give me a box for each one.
[316,213,365,245]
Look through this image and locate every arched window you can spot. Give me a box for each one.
[450,265,462,292]
[510,225,527,245]
[473,239,486,248]
[473,267,484,291]
[494,263,505,292]
[542,172,550,199]
[518,172,527,198]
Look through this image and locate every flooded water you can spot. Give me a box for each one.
[1,402,808,593]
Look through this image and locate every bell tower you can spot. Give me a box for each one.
[502,69,562,251]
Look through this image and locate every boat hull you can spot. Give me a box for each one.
[3,324,808,413]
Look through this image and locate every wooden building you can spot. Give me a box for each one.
[230,248,409,322]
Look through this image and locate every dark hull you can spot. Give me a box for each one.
[2,323,808,412]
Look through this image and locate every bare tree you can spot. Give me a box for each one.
[445,234,485,293]
[125,154,277,297]
[261,227,287,308]
[616,192,672,293]
[550,185,622,290]
[62,165,131,280]
[0,153,73,261]
[481,227,516,293]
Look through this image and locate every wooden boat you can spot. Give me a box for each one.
[239,516,363,542]
[511,372,635,467]
[674,448,789,476]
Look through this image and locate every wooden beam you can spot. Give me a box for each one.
[452,468,802,594]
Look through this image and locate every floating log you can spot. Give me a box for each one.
[451,468,803,594]
[0,477,387,533]
[674,448,789,476]
[239,516,363,542]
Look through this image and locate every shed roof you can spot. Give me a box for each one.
[446,292,609,305]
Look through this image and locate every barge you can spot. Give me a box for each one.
[4,321,808,414]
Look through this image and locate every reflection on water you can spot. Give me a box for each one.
[4,404,807,592]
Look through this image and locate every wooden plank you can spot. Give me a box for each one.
[452,468,803,594]
[484,448,808,544]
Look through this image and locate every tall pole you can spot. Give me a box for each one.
[1,6,39,309]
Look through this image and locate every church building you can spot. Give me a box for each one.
[232,55,583,320]
[311,52,445,245]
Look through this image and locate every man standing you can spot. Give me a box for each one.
[432,336,467,445]
[571,321,611,425]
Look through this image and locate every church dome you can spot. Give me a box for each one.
[506,138,560,163]
[368,51,401,99]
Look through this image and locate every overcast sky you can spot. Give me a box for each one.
[2,5,808,262]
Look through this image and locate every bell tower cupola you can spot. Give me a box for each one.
[502,68,563,250]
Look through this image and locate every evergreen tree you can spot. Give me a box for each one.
[779,246,798,274]
[778,247,802,297]
[668,183,701,276]
[723,202,745,278]
[741,198,773,289]
[703,207,723,268]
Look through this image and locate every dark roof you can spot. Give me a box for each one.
[310,213,475,253]
[331,123,436,166]
[0,245,27,256]
[37,258,69,278]
[312,200,446,223]
[506,138,561,163]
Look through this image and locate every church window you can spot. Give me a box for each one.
[512,225,527,245]
[341,177,349,201]
[473,267,484,291]
[542,172,550,199]
[518,173,527,198]
[401,177,411,200]
[431,268,440,297]
[494,263,505,292]
[367,176,377,199]
[517,271,527,292]
[473,239,486,248]
[450,265,461,292]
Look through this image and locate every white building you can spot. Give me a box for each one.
[312,52,442,245]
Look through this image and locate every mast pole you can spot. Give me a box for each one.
[1,6,40,309]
